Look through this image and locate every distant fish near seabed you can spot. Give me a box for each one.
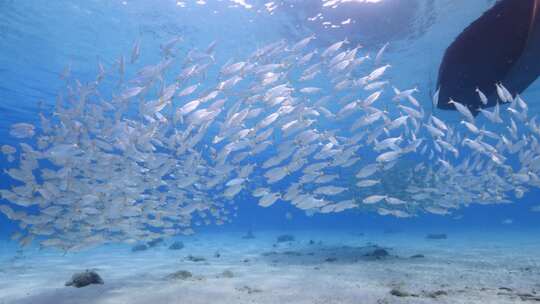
[437,0,540,114]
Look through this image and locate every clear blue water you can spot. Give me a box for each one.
[1,1,540,302]
[1,0,538,237]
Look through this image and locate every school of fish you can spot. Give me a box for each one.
[0,35,538,251]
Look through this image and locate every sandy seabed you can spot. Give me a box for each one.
[0,229,539,304]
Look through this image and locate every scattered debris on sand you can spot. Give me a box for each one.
[516,293,540,302]
[186,255,206,262]
[497,287,540,302]
[165,270,193,281]
[65,270,104,288]
[425,290,448,298]
[236,285,262,294]
[390,287,450,299]
[261,244,398,265]
[390,288,416,297]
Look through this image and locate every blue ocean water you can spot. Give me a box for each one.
[1,0,538,237]
[1,1,540,303]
